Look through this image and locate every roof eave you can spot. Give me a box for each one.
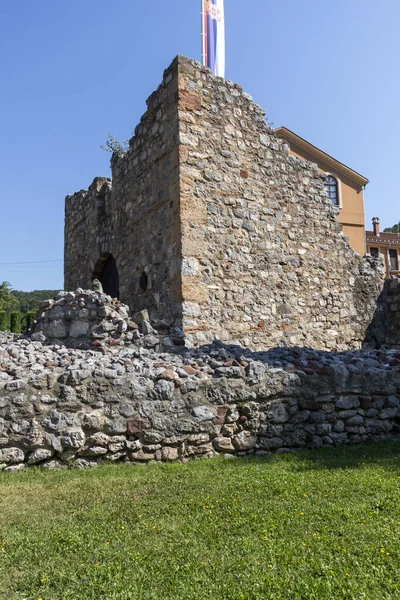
[275,126,369,188]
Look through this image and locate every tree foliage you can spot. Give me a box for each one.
[10,312,21,334]
[0,311,8,331]
[383,223,400,233]
[11,289,58,315]
[0,284,58,332]
[25,311,36,331]
[0,282,19,315]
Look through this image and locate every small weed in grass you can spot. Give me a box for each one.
[0,442,400,599]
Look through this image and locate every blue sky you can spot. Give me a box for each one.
[1,0,398,291]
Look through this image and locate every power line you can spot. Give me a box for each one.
[0,266,61,270]
[0,259,62,266]
[0,274,62,278]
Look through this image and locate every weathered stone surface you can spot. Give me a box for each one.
[266,404,289,424]
[258,437,284,450]
[83,411,105,430]
[336,397,360,410]
[346,415,364,426]
[69,321,90,338]
[64,56,383,352]
[1,297,400,471]
[5,380,25,392]
[379,407,398,419]
[159,447,179,461]
[192,406,215,421]
[232,431,257,451]
[74,458,98,469]
[27,448,54,464]
[41,459,68,470]
[151,380,175,400]
[0,447,25,464]
[61,428,85,450]
[366,277,400,348]
[4,463,25,472]
[213,437,235,453]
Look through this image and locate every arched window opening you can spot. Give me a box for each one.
[324,175,339,206]
[99,255,119,299]
[139,271,148,292]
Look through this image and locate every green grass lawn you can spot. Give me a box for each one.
[1,443,400,600]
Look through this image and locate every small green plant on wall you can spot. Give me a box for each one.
[100,133,132,156]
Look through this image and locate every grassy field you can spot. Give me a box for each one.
[1,443,400,600]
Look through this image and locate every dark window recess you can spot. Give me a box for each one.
[370,247,379,257]
[96,183,109,218]
[389,249,399,271]
[139,271,148,292]
[100,255,119,298]
[323,175,339,206]
[96,197,105,218]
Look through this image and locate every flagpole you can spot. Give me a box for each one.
[201,0,206,66]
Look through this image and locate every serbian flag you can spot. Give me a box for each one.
[202,0,225,78]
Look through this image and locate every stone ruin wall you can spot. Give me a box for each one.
[64,177,112,293]
[175,58,383,350]
[363,277,400,349]
[64,66,183,325]
[386,278,400,346]
[1,289,400,472]
[64,56,384,353]
[3,359,400,473]
[2,59,399,473]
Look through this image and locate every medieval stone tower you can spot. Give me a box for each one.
[64,56,381,350]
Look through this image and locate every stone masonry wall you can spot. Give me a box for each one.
[65,64,182,324]
[386,278,400,346]
[1,330,400,472]
[64,177,112,292]
[64,56,383,352]
[176,58,383,350]
[365,276,400,348]
[31,290,135,349]
[30,289,186,352]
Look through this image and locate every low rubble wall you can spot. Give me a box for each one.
[31,288,185,352]
[1,331,400,471]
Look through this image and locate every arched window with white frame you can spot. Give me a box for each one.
[323,174,339,206]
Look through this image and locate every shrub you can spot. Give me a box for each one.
[25,310,36,331]
[10,311,21,333]
[100,133,130,156]
[0,311,8,331]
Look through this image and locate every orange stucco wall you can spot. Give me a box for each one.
[342,225,366,256]
[282,141,366,255]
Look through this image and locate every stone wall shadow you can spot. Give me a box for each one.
[189,338,389,369]
[363,278,390,348]
[228,440,400,472]
[364,277,400,349]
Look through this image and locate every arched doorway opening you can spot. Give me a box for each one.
[94,254,119,299]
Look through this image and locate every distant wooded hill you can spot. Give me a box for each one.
[11,289,59,315]
[383,224,400,233]
[0,283,59,332]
